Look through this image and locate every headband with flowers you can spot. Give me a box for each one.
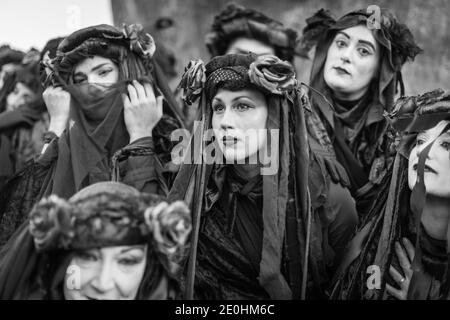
[28,193,191,258]
[43,24,156,86]
[178,54,298,106]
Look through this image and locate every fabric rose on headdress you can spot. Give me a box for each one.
[122,24,156,58]
[145,201,191,255]
[178,59,206,105]
[248,54,297,95]
[29,195,75,250]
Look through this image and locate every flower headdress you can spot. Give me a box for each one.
[47,24,156,85]
[28,182,191,262]
[386,88,450,132]
[178,53,298,106]
[205,3,302,62]
[299,8,422,69]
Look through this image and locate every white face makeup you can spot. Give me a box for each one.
[408,120,450,198]
[63,245,147,300]
[211,88,268,163]
[6,82,37,111]
[323,25,380,101]
[226,37,275,56]
[72,55,119,87]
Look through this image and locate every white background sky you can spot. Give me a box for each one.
[0,0,113,51]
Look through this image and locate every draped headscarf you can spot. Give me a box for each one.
[170,53,330,299]
[330,88,450,300]
[205,3,303,62]
[299,8,422,212]
[39,24,184,199]
[0,53,46,186]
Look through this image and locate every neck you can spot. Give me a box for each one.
[232,163,261,180]
[332,86,368,102]
[421,195,450,240]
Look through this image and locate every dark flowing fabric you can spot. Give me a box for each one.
[169,87,331,299]
[0,97,47,189]
[46,82,130,198]
[193,165,268,299]
[304,10,421,216]
[0,74,182,246]
[330,134,449,300]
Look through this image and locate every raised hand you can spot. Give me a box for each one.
[43,86,71,137]
[122,80,163,143]
[386,237,415,300]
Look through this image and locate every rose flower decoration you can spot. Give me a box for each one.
[144,201,192,255]
[178,59,206,105]
[248,54,297,95]
[122,24,156,58]
[29,195,75,251]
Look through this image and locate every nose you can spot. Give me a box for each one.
[87,74,97,84]
[219,107,235,131]
[90,261,115,293]
[339,46,351,64]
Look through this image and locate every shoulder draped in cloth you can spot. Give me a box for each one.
[170,53,337,299]
[300,9,422,216]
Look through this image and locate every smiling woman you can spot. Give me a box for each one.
[0,182,191,300]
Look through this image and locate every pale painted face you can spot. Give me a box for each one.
[211,88,268,163]
[408,120,450,198]
[324,25,380,101]
[63,245,147,300]
[6,82,37,111]
[72,56,119,87]
[226,37,275,56]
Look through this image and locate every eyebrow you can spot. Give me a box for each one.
[213,96,252,103]
[337,31,377,52]
[73,63,111,77]
[119,246,145,254]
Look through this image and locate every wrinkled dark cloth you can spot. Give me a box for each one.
[0,99,48,190]
[0,81,180,246]
[329,138,448,300]
[303,9,421,217]
[194,165,268,299]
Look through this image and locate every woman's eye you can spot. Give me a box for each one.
[73,77,86,84]
[98,68,112,76]
[357,47,371,57]
[76,252,98,262]
[235,103,251,111]
[119,257,142,266]
[416,138,426,146]
[212,104,225,113]
[441,141,450,150]
[336,40,347,48]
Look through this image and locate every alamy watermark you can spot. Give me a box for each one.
[170,121,280,175]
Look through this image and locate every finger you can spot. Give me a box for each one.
[132,80,146,100]
[386,283,403,300]
[156,95,163,118]
[389,265,405,286]
[402,237,415,262]
[143,82,156,104]
[122,94,131,108]
[127,84,138,104]
[395,242,412,273]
